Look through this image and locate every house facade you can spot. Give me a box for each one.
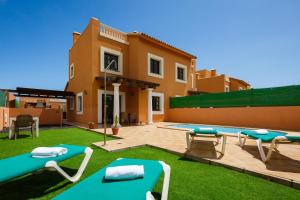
[65,18,197,125]
[195,69,250,93]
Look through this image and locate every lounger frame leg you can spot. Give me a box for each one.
[45,147,93,182]
[220,135,227,155]
[238,133,247,148]
[265,137,283,162]
[256,139,268,162]
[186,132,193,149]
[160,161,171,200]
[238,132,247,148]
[146,161,170,200]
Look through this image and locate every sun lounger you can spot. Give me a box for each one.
[0,144,93,183]
[53,158,171,200]
[186,128,227,155]
[238,130,300,162]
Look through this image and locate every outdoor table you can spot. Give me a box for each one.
[8,117,39,139]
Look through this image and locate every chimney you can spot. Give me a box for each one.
[211,69,217,77]
[72,32,81,44]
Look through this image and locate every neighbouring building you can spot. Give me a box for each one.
[18,97,66,110]
[0,91,66,110]
[65,17,197,125]
[0,90,67,131]
[195,69,251,93]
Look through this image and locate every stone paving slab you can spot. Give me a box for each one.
[92,122,300,187]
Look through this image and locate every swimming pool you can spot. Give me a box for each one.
[169,124,249,134]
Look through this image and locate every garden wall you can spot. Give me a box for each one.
[167,106,300,131]
[9,108,62,125]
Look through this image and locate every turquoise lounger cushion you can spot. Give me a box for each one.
[241,130,286,142]
[193,128,218,135]
[286,136,300,142]
[53,158,163,200]
[0,144,86,183]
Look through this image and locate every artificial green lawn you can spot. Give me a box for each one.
[0,128,299,200]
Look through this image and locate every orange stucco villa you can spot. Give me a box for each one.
[65,18,197,125]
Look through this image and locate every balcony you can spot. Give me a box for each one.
[99,23,129,45]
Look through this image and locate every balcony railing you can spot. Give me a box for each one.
[99,23,128,44]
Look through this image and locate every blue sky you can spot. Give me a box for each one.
[0,0,299,90]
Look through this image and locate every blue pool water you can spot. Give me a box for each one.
[169,124,249,134]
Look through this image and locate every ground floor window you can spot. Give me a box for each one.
[98,90,126,124]
[225,85,230,92]
[101,94,121,124]
[69,96,74,110]
[152,96,160,111]
[152,92,164,114]
[76,92,83,114]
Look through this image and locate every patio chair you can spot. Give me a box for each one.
[53,158,171,200]
[186,128,227,155]
[13,114,35,139]
[0,144,93,183]
[238,130,300,162]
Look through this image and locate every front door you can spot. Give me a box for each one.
[101,94,122,124]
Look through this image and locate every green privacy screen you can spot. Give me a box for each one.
[170,85,300,108]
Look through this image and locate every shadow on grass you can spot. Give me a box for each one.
[152,192,162,199]
[178,156,200,162]
[0,133,32,140]
[0,167,77,199]
[241,145,300,173]
[184,140,224,159]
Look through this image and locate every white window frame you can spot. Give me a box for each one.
[76,92,83,115]
[225,85,230,92]
[100,46,123,75]
[175,62,187,83]
[69,96,74,110]
[152,92,164,115]
[69,63,74,79]
[147,53,164,79]
[239,87,244,91]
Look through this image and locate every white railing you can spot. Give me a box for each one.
[99,23,128,44]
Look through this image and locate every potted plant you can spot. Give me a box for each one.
[88,122,97,129]
[111,115,121,135]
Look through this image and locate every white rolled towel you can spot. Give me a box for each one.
[31,147,68,158]
[254,129,269,134]
[199,128,214,131]
[105,165,144,180]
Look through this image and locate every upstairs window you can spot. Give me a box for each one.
[69,63,74,79]
[76,92,83,114]
[100,46,123,75]
[148,53,164,78]
[175,63,187,83]
[177,68,184,80]
[150,59,161,75]
[104,52,119,72]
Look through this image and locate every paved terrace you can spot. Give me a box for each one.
[92,122,300,187]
